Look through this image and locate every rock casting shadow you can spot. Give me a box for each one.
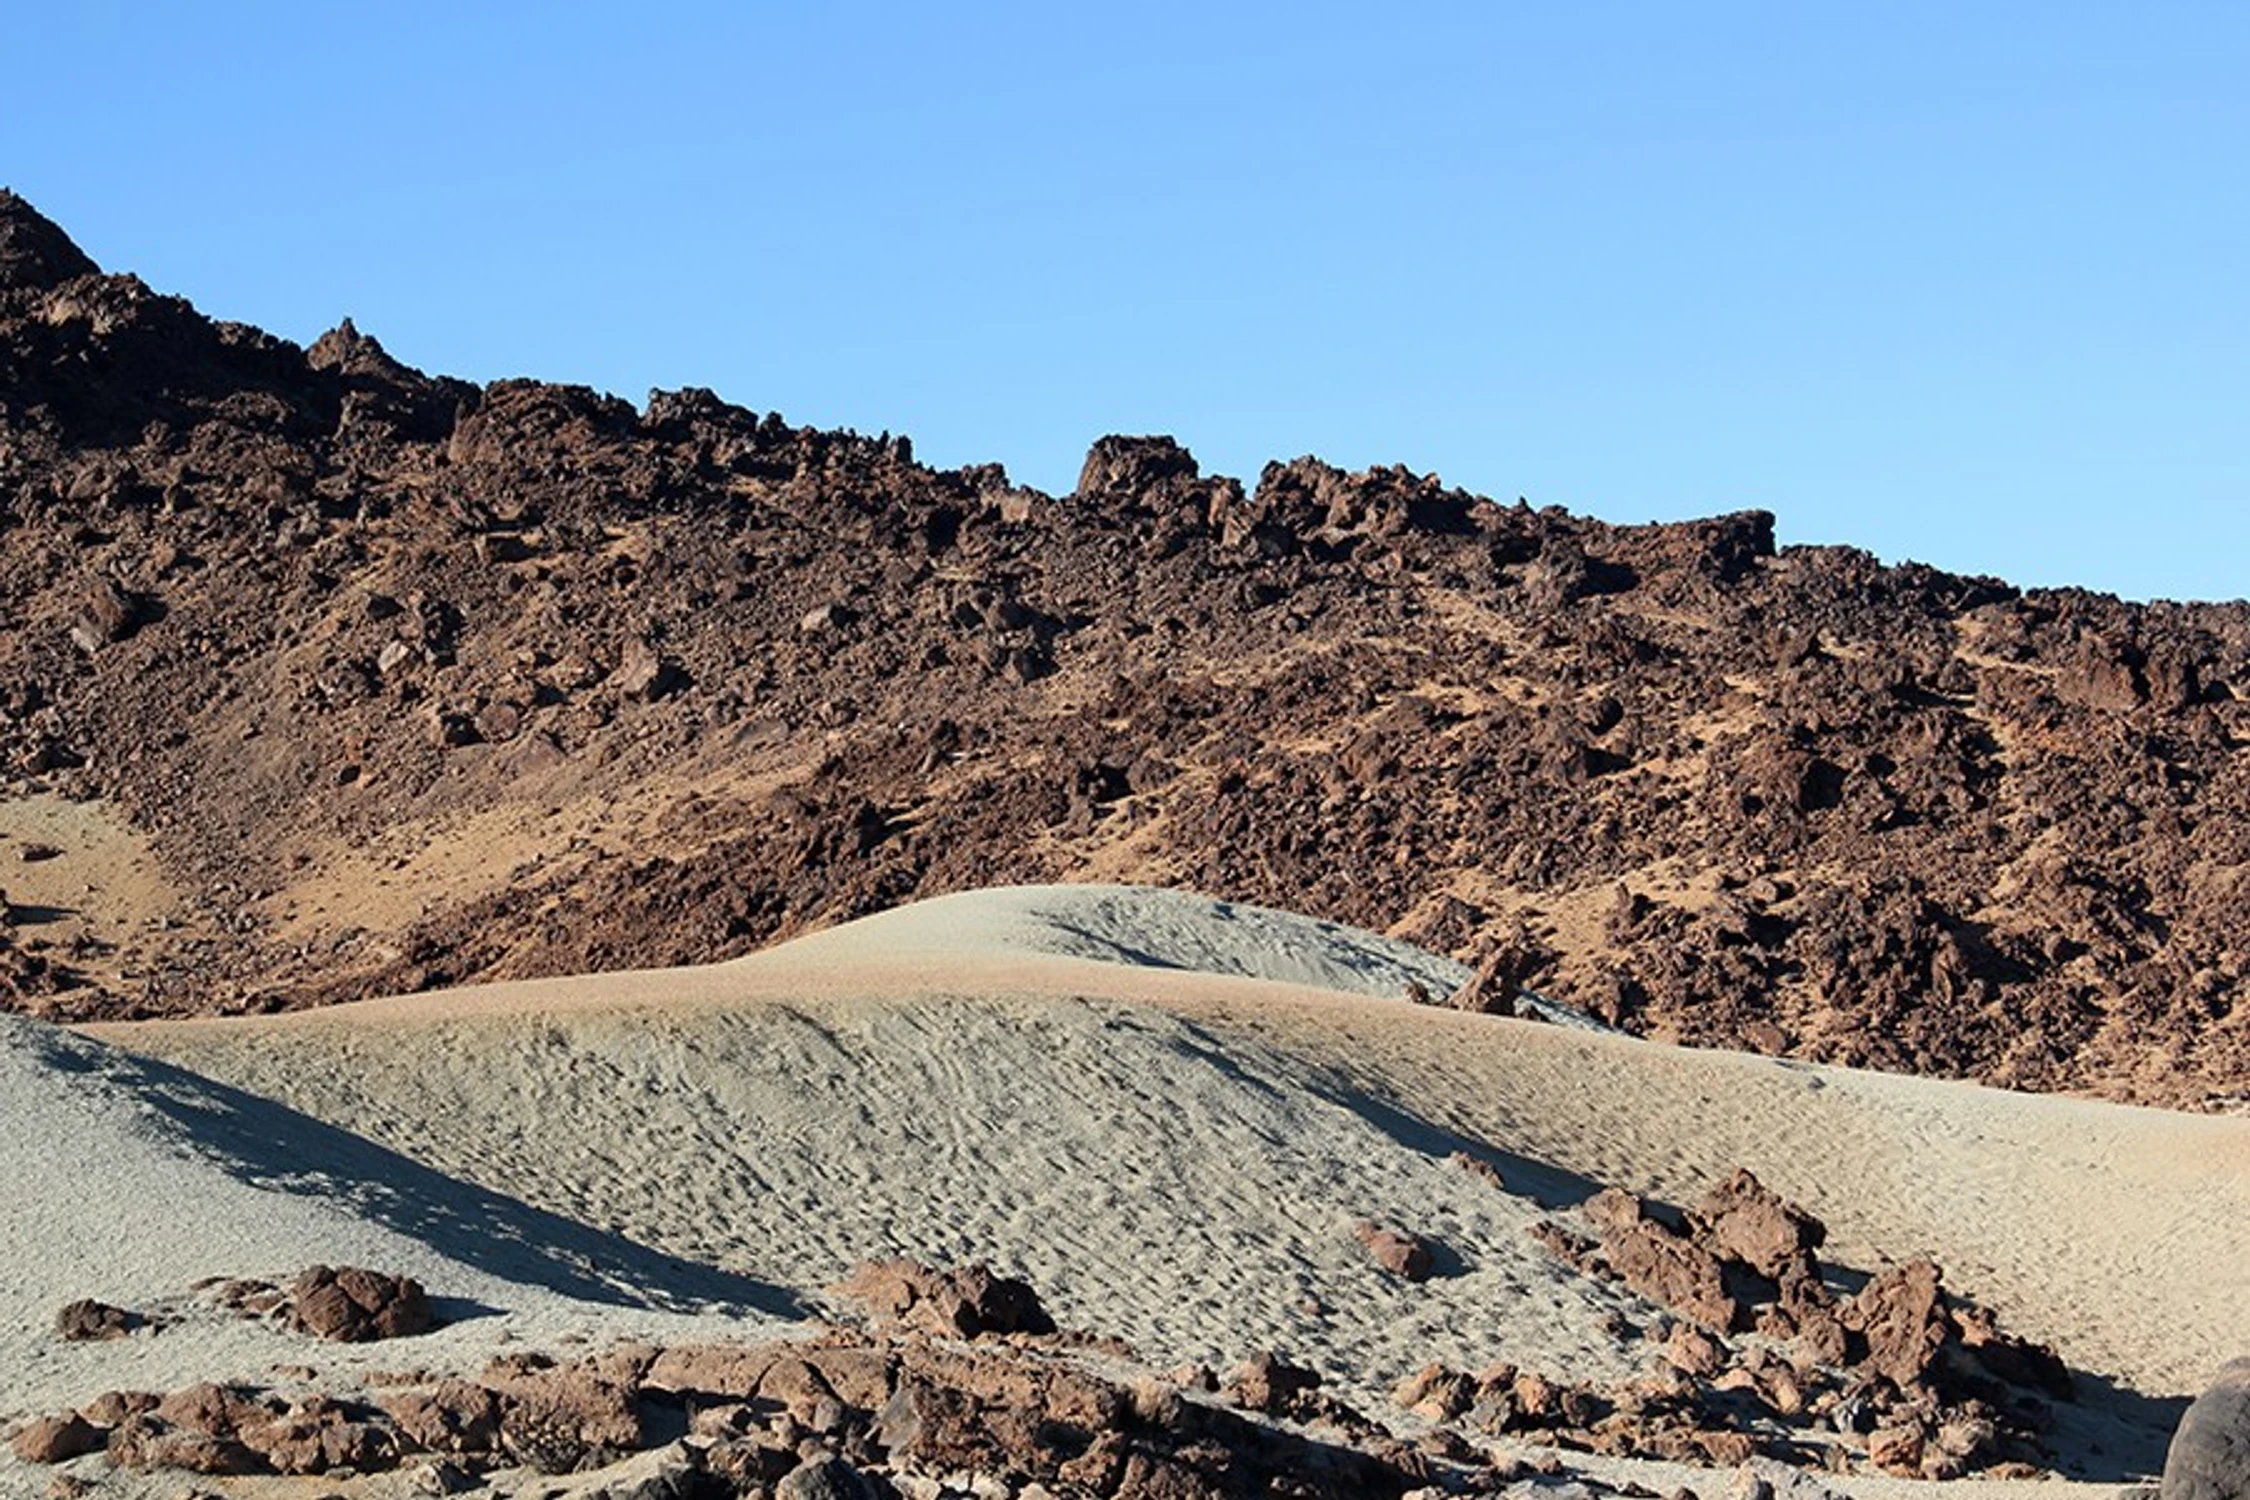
[118,1049,802,1320]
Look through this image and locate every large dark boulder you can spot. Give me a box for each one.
[2163,1357,2250,1500]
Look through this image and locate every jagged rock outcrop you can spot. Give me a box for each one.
[3,190,2249,1108]
[1524,1168,2071,1479]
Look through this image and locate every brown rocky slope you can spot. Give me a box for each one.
[3,189,2247,1108]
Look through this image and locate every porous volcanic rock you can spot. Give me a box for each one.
[1521,1168,2072,1478]
[285,1264,434,1341]
[54,1297,135,1341]
[832,1258,1056,1339]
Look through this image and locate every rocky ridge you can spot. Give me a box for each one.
[9,1251,2070,1498]
[4,190,2249,1107]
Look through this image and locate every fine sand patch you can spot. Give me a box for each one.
[0,1014,791,1418]
[50,883,2250,1493]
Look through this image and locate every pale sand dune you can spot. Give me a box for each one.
[0,1014,792,1416]
[49,883,2250,1493]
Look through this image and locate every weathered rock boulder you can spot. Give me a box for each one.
[286,1264,434,1342]
[1693,1169,1825,1279]
[833,1258,1055,1339]
[1583,1187,1745,1331]
[9,1412,102,1464]
[481,1353,645,1475]
[1354,1219,1436,1281]
[2162,1357,2250,1500]
[1843,1259,1950,1389]
[55,1297,135,1341]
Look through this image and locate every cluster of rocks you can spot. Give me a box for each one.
[24,1251,2234,1497]
[6,1262,1467,1498]
[1477,1170,2072,1478]
[188,1264,436,1341]
[7,190,2250,1109]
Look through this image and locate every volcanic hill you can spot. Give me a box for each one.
[3,188,2246,1108]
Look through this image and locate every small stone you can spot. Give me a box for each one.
[11,1413,103,1464]
[55,1298,135,1341]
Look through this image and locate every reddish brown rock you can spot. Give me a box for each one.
[79,1390,160,1427]
[107,1412,265,1477]
[1223,1351,1325,1418]
[481,1357,644,1474]
[153,1381,270,1438]
[240,1396,394,1475]
[286,1265,434,1342]
[833,1259,1055,1339]
[1394,1362,1477,1421]
[54,1298,134,1341]
[1353,1219,1436,1281]
[642,1343,782,1401]
[1663,1323,1728,1378]
[10,1413,103,1464]
[1594,1212,1745,1332]
[1693,1169,1826,1279]
[379,1377,500,1456]
[1844,1260,1951,1390]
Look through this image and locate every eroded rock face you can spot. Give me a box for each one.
[2162,1357,2250,1500]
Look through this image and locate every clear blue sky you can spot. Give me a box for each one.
[10,4,2247,600]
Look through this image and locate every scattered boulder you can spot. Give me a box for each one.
[2162,1356,2250,1500]
[1842,1259,1948,1389]
[1694,1169,1824,1279]
[10,1413,102,1464]
[1353,1219,1436,1281]
[54,1297,135,1341]
[1582,1188,1745,1332]
[1512,1169,2072,1478]
[1223,1350,1324,1418]
[833,1259,1055,1339]
[286,1264,434,1342]
[24,1319,1426,1498]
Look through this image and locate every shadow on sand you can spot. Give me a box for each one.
[1310,1070,1610,1211]
[105,1046,803,1321]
